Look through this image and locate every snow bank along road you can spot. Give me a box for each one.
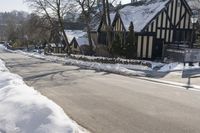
[0,53,88,132]
[1,49,200,133]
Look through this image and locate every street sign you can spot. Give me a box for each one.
[184,49,200,62]
[182,68,200,78]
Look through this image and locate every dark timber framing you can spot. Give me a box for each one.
[97,0,193,60]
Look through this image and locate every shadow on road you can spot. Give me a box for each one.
[7,61,49,68]
[22,66,109,87]
[23,68,81,81]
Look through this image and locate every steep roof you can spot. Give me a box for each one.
[65,30,95,46]
[90,2,116,31]
[90,13,102,31]
[117,0,170,32]
[65,30,87,42]
[92,12,116,32]
[75,37,90,46]
[186,0,200,11]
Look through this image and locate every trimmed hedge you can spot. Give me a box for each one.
[69,54,153,68]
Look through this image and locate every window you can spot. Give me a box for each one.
[173,30,192,43]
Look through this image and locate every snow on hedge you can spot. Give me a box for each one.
[63,57,146,76]
[4,44,200,74]
[29,52,147,76]
[4,47,148,76]
[0,59,88,133]
[69,54,163,69]
[20,50,200,73]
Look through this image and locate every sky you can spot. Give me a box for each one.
[0,0,30,12]
[0,0,131,12]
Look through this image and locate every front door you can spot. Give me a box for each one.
[152,39,163,59]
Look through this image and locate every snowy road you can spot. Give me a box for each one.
[1,49,200,133]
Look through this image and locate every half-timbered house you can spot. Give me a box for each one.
[65,30,95,55]
[47,43,65,53]
[97,0,197,60]
[70,37,92,55]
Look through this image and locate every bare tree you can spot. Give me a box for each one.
[76,0,96,55]
[25,14,51,47]
[5,19,18,42]
[102,0,114,52]
[26,0,76,54]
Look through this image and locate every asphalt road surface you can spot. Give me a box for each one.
[1,49,200,133]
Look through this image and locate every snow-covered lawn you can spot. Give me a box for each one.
[0,59,88,133]
[159,62,200,72]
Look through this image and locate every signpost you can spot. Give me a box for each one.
[184,49,200,63]
[182,68,200,89]
[182,68,200,78]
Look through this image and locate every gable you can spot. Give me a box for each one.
[143,0,193,31]
[115,0,170,32]
[143,0,193,43]
[166,0,191,26]
[70,38,80,51]
[112,14,126,32]
[99,20,107,31]
[144,0,192,31]
[98,13,116,32]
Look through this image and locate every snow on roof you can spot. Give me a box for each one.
[65,30,95,46]
[65,30,87,42]
[72,35,96,47]
[117,0,169,32]
[90,13,102,31]
[90,12,116,31]
[186,0,200,10]
[109,12,117,25]
[76,37,89,46]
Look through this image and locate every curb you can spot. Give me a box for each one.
[4,47,200,91]
[137,76,200,91]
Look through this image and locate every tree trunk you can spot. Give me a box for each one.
[102,0,112,53]
[62,28,70,54]
[57,3,70,55]
[78,0,94,55]
[86,22,93,55]
[106,0,111,26]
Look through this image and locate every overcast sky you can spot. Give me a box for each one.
[0,0,131,12]
[0,0,29,12]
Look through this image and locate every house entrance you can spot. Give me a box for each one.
[152,39,164,59]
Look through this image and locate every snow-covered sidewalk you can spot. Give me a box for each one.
[0,59,88,133]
